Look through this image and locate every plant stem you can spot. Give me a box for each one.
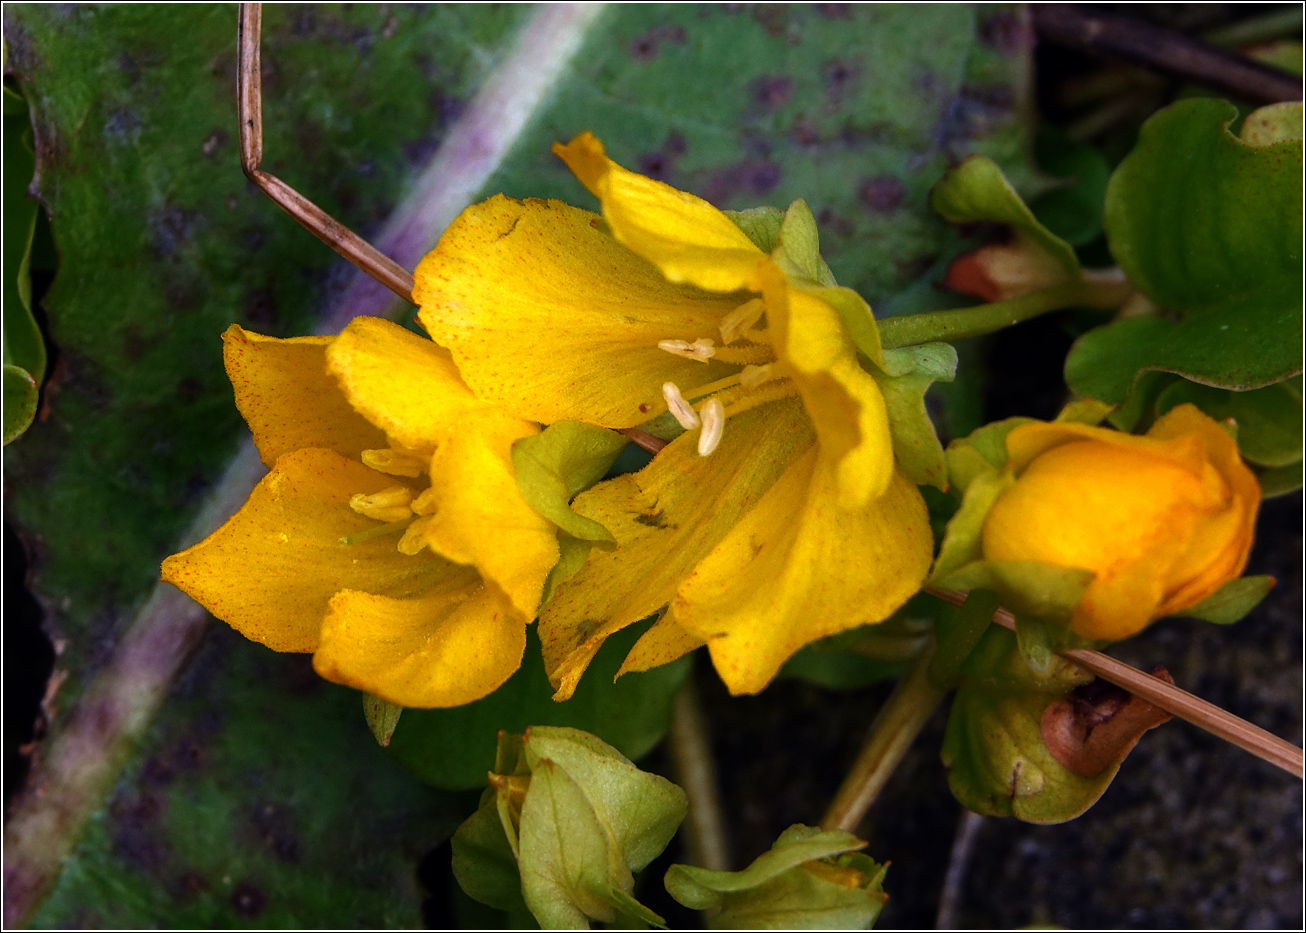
[878,279,1128,350]
[667,678,730,871]
[820,645,947,833]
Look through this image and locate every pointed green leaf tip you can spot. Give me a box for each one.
[665,824,888,930]
[361,693,403,747]
[451,726,687,928]
[1066,99,1304,404]
[872,343,957,490]
[1178,575,1275,625]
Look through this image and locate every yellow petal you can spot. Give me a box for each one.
[762,264,894,506]
[672,450,933,695]
[615,610,705,679]
[414,195,739,427]
[408,408,560,621]
[314,579,525,708]
[552,132,765,293]
[539,398,814,699]
[161,448,449,652]
[222,324,387,467]
[325,315,479,453]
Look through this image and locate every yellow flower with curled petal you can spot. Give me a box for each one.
[414,132,933,698]
[161,316,559,708]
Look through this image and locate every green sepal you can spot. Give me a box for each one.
[871,343,958,489]
[930,154,1080,278]
[361,692,403,748]
[1053,397,1114,426]
[513,421,629,546]
[724,205,785,253]
[539,533,595,610]
[1108,370,1178,432]
[931,467,1013,581]
[456,726,685,930]
[928,589,1001,690]
[3,363,39,446]
[770,199,837,287]
[1155,378,1302,468]
[941,627,1124,825]
[945,417,1035,493]
[808,282,884,367]
[665,824,887,929]
[599,885,667,929]
[1066,99,1303,404]
[940,561,1094,630]
[452,788,530,915]
[1177,575,1275,625]
[1255,461,1304,498]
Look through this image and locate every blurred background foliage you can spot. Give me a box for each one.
[2,3,1300,928]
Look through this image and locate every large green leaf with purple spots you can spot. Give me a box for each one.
[2,3,1034,926]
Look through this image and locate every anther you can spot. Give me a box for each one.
[361,448,428,478]
[349,486,415,523]
[740,363,774,390]
[698,398,725,456]
[719,298,765,344]
[658,337,715,361]
[662,382,701,430]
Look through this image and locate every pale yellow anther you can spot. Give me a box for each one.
[397,514,434,555]
[697,398,725,456]
[662,382,701,430]
[658,337,716,362]
[719,298,766,344]
[361,448,429,478]
[410,486,440,516]
[739,363,775,390]
[349,486,415,523]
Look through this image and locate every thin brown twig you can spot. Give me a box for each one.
[619,428,668,455]
[924,587,1304,779]
[237,3,415,303]
[1032,4,1303,105]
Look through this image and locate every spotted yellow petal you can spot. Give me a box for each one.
[552,131,765,293]
[161,448,448,652]
[325,315,480,453]
[672,448,932,695]
[762,264,894,507]
[222,325,386,467]
[539,398,814,699]
[409,408,560,620]
[314,579,525,708]
[415,195,739,427]
[616,610,705,679]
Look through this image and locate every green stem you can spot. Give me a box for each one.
[878,278,1130,350]
[668,678,731,871]
[819,644,946,833]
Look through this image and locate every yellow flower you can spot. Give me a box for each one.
[161,316,559,707]
[981,404,1260,641]
[414,132,933,697]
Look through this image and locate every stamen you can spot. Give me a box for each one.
[349,486,415,523]
[339,514,417,546]
[739,363,775,390]
[658,337,715,362]
[362,448,428,478]
[712,343,775,366]
[719,298,766,344]
[397,514,435,555]
[698,399,725,457]
[410,486,439,516]
[662,382,701,430]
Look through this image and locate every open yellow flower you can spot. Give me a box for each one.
[161,316,559,707]
[415,132,933,697]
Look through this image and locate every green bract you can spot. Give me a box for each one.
[452,726,687,929]
[1066,99,1304,403]
[664,824,887,930]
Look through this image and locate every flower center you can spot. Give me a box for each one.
[648,297,796,456]
[340,445,437,552]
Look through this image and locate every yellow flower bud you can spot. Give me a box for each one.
[981,404,1260,641]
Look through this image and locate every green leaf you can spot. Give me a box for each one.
[362,693,403,748]
[941,627,1120,825]
[385,620,691,790]
[664,825,887,930]
[1177,575,1275,625]
[872,342,958,489]
[1155,378,1302,468]
[1030,127,1110,247]
[2,81,46,383]
[452,790,530,915]
[3,363,39,446]
[1255,460,1304,498]
[930,154,1080,277]
[29,633,457,928]
[928,589,1001,690]
[513,421,629,544]
[1067,99,1303,403]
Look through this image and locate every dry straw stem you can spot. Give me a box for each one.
[924,587,1305,779]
